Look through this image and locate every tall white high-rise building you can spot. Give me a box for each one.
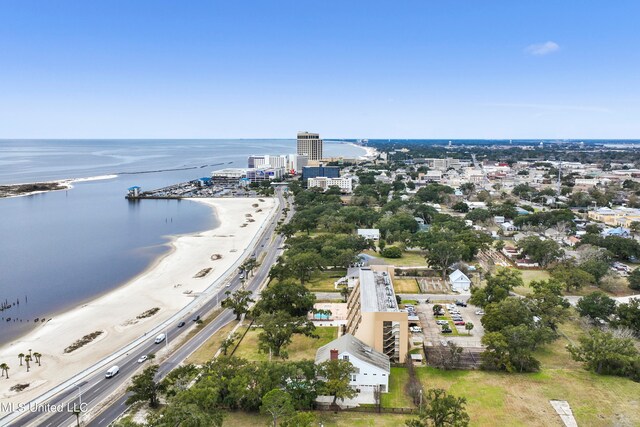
[297,131,323,161]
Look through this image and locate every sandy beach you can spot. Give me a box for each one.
[0,196,276,411]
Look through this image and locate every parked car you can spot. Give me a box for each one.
[454,321,466,325]
[409,326,422,333]
[437,310,445,316]
[452,316,463,321]
[436,320,449,326]
[441,328,453,334]
[455,300,467,307]
[475,310,485,315]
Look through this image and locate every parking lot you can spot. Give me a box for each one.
[409,300,485,348]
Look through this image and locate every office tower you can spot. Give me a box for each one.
[297,131,323,161]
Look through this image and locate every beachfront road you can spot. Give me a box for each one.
[13,189,292,427]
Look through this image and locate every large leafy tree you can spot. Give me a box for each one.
[481,297,533,333]
[568,329,640,377]
[614,298,640,336]
[260,389,294,427]
[405,388,470,427]
[469,268,523,308]
[517,236,564,267]
[550,263,596,292]
[253,280,316,318]
[286,252,323,284]
[424,241,465,280]
[126,365,165,408]
[158,387,224,427]
[481,326,541,373]
[628,268,640,291]
[317,359,357,405]
[527,279,570,332]
[257,311,317,359]
[221,289,255,320]
[576,292,617,320]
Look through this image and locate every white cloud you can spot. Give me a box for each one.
[525,41,560,56]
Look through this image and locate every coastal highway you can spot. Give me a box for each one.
[9,189,292,427]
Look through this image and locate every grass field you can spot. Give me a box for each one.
[512,269,551,295]
[394,278,420,293]
[233,326,338,361]
[363,250,428,267]
[185,319,239,364]
[388,316,640,427]
[381,367,414,408]
[304,270,347,292]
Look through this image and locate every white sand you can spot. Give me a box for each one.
[2,174,118,199]
[0,197,276,410]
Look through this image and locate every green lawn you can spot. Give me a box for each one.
[396,317,640,427]
[381,367,414,408]
[186,320,239,364]
[513,269,551,295]
[304,270,347,292]
[394,278,421,293]
[363,250,428,267]
[233,326,338,361]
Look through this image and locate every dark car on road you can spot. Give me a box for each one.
[177,321,186,328]
[192,315,200,322]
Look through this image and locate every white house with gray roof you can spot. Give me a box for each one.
[316,333,391,393]
[449,269,472,293]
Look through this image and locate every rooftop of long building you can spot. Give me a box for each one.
[359,268,399,313]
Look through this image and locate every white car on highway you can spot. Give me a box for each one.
[137,355,148,363]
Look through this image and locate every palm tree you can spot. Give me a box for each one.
[24,355,32,372]
[18,353,24,366]
[0,363,9,379]
[33,352,42,366]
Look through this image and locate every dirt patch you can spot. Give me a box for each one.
[194,268,213,278]
[136,307,160,319]
[64,331,103,353]
[9,383,30,392]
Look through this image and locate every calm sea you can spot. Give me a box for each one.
[0,139,364,344]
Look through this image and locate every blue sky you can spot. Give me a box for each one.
[1,1,639,139]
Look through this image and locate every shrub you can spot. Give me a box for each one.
[381,246,402,258]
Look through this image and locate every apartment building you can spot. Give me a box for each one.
[345,267,408,363]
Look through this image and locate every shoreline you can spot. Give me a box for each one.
[0,196,276,412]
[0,175,118,199]
[349,142,378,160]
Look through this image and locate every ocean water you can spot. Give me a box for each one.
[0,139,364,344]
